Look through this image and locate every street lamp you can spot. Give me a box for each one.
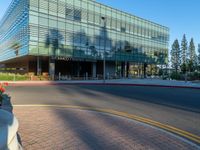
[101,16,106,83]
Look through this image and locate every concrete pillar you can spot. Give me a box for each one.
[37,56,41,76]
[121,62,125,78]
[92,62,97,79]
[77,62,80,78]
[49,57,55,80]
[143,63,147,78]
[126,62,130,78]
[86,72,88,80]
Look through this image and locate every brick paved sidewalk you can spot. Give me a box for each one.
[14,107,199,150]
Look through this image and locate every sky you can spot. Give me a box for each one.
[96,0,200,51]
[0,0,200,52]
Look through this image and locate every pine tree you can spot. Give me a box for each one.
[198,44,200,68]
[181,34,188,64]
[188,38,196,72]
[198,44,200,65]
[171,39,181,73]
[189,38,196,62]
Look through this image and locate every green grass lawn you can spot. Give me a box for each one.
[0,73,29,81]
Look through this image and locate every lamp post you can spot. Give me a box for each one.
[101,16,106,83]
[85,41,89,80]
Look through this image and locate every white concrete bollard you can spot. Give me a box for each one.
[0,109,22,150]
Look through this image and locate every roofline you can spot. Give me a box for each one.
[0,0,169,31]
[93,0,169,30]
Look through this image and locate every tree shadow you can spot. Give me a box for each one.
[53,99,194,149]
[45,28,65,57]
[54,107,133,149]
[55,84,200,114]
[75,85,200,113]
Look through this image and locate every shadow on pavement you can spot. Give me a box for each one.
[53,105,197,149]
[58,85,200,113]
[54,108,120,149]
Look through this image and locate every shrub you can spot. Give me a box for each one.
[0,73,29,81]
[170,72,181,80]
[187,72,200,81]
[0,82,8,105]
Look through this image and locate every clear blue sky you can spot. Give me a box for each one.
[96,0,200,51]
[0,0,200,51]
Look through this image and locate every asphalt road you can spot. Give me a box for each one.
[7,85,200,136]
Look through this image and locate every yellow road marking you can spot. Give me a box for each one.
[13,104,200,144]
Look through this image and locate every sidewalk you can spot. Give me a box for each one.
[14,106,200,150]
[3,79,200,89]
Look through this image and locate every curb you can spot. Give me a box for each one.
[7,82,200,89]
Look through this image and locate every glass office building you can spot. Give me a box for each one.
[0,0,169,78]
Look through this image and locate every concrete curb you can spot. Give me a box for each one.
[0,109,20,150]
[0,95,22,150]
[6,81,200,89]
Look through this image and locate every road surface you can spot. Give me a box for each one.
[7,85,200,136]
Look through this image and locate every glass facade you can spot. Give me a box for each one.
[0,0,169,66]
[0,0,29,62]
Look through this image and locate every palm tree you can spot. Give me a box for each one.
[124,41,132,52]
[11,42,21,56]
[45,29,64,80]
[45,28,64,57]
[89,46,97,57]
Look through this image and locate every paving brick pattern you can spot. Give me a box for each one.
[14,107,199,150]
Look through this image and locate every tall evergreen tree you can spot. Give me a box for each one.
[198,44,200,67]
[198,44,200,65]
[188,38,196,71]
[171,39,181,73]
[181,34,188,64]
